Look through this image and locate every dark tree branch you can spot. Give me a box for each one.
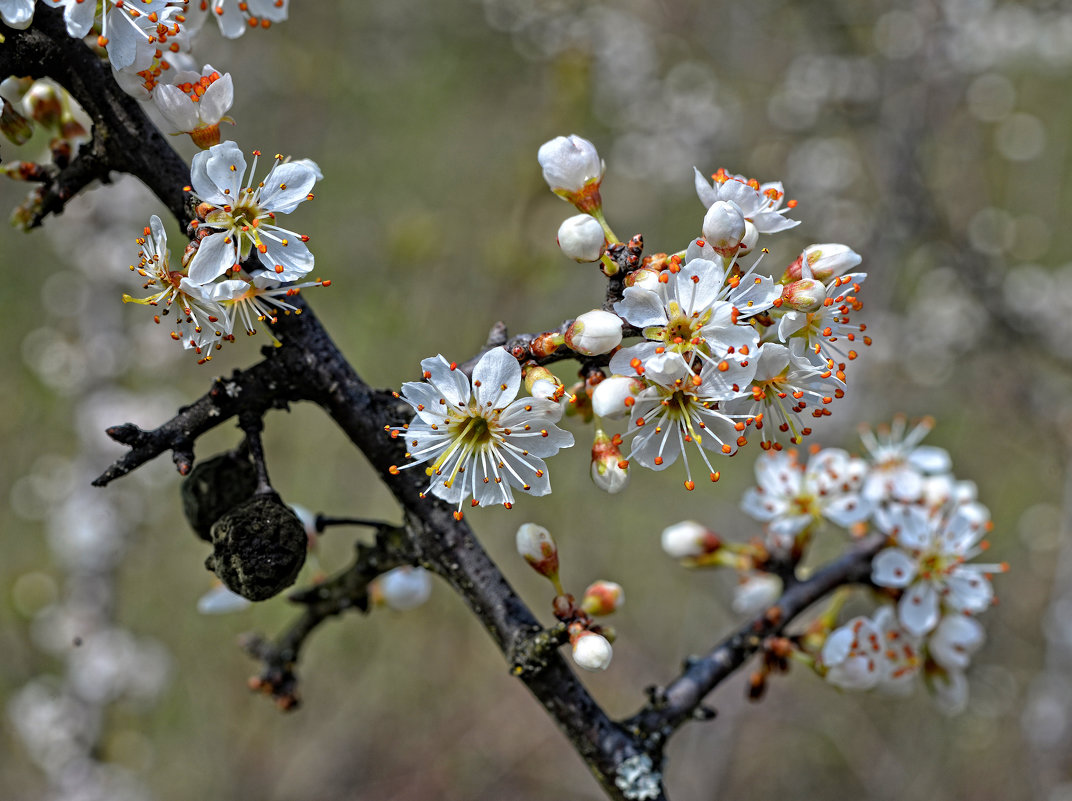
[12,15,887,801]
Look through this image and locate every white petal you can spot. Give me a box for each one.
[199,73,234,124]
[420,355,470,409]
[471,347,520,410]
[187,232,237,285]
[153,84,199,132]
[261,231,313,282]
[871,548,917,588]
[614,286,668,328]
[259,161,318,215]
[898,582,940,636]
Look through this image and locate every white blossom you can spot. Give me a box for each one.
[153,66,234,148]
[700,200,746,256]
[660,520,714,559]
[0,0,34,29]
[859,417,953,504]
[694,167,799,234]
[389,349,574,516]
[187,141,320,285]
[871,503,1004,636]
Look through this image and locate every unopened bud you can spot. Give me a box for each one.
[523,363,565,401]
[624,266,661,290]
[661,520,721,559]
[581,580,624,616]
[516,523,559,581]
[24,82,62,130]
[780,278,826,312]
[377,566,433,611]
[0,98,32,145]
[591,429,629,494]
[701,200,745,257]
[591,375,644,420]
[731,573,784,616]
[557,214,605,262]
[736,220,759,256]
[564,310,622,356]
[784,243,862,282]
[538,134,604,212]
[570,629,613,671]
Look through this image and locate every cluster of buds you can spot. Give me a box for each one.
[516,523,623,672]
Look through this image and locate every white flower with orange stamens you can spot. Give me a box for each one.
[186,140,320,285]
[693,167,800,238]
[619,353,755,489]
[871,502,1006,637]
[388,349,575,518]
[122,214,229,352]
[610,239,779,381]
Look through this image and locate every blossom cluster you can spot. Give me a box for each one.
[386,134,870,513]
[124,140,326,361]
[661,417,1006,714]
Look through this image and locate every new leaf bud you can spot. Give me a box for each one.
[570,629,613,671]
[581,580,625,616]
[701,200,746,257]
[564,310,623,356]
[205,494,308,601]
[516,523,559,581]
[181,451,259,541]
[591,429,629,494]
[660,520,721,559]
[557,214,605,262]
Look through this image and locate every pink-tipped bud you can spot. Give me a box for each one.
[538,134,604,212]
[591,429,629,494]
[581,580,624,616]
[784,243,862,282]
[570,628,613,671]
[0,98,32,146]
[564,310,623,356]
[660,520,721,559]
[516,523,559,581]
[701,200,745,257]
[557,214,605,262]
[24,82,62,130]
[523,363,565,401]
[591,375,644,420]
[780,278,826,312]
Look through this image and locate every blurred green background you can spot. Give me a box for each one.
[2,0,1070,799]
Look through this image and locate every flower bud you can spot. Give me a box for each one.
[581,580,624,616]
[557,214,605,262]
[377,566,433,611]
[780,278,826,312]
[570,629,613,671]
[731,573,783,615]
[660,520,721,559]
[24,82,62,130]
[784,243,862,282]
[206,494,308,601]
[624,265,661,289]
[181,451,258,541]
[736,220,759,256]
[538,134,603,194]
[197,584,252,614]
[591,375,644,420]
[591,429,629,494]
[523,363,565,401]
[701,200,745,257]
[564,310,622,356]
[0,98,32,146]
[516,523,559,581]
